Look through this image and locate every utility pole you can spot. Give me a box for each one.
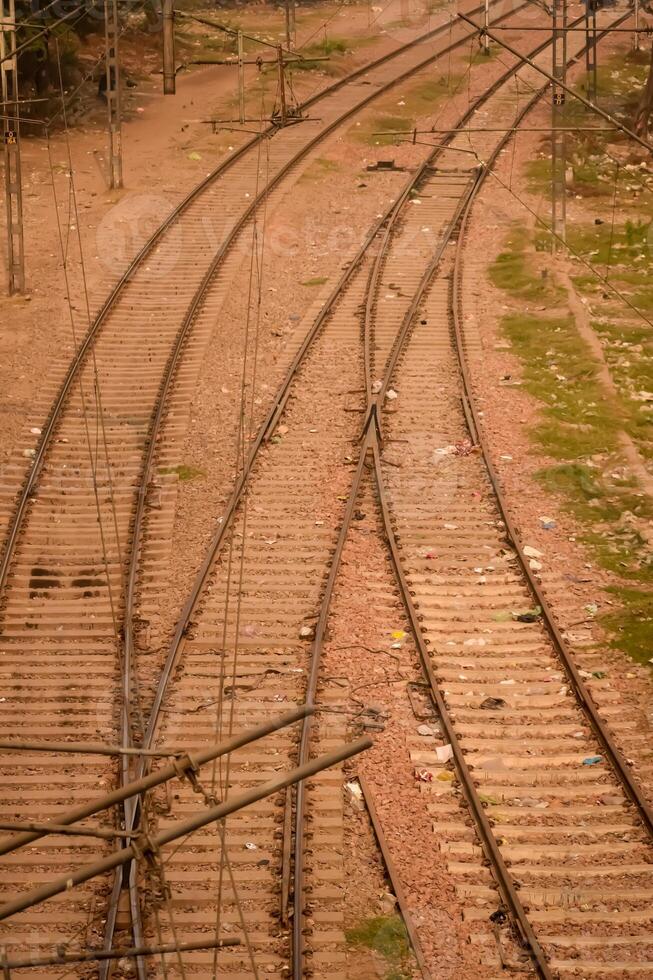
[551,0,567,247]
[277,44,287,126]
[162,0,176,94]
[634,0,640,52]
[103,0,122,189]
[1,0,25,294]
[285,0,296,49]
[585,0,598,101]
[483,0,490,54]
[237,30,245,124]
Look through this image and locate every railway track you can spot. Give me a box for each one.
[0,4,648,979]
[127,8,650,980]
[364,9,653,979]
[0,3,530,972]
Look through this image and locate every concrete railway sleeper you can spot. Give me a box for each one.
[366,8,653,978]
[0,5,531,973]
[0,6,643,980]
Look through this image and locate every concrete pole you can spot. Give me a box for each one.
[237,29,245,124]
[1,0,24,294]
[104,0,123,188]
[551,0,567,247]
[162,0,176,94]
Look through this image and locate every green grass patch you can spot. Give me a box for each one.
[297,156,341,183]
[301,276,328,287]
[161,464,206,481]
[346,915,413,980]
[489,234,564,305]
[355,113,415,146]
[604,585,653,665]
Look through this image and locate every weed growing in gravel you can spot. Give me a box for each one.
[300,276,328,286]
[489,231,653,665]
[345,915,413,979]
[161,464,206,481]
[489,232,564,305]
[298,157,341,182]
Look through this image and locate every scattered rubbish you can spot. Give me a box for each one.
[454,439,477,456]
[22,449,35,458]
[513,606,542,623]
[592,670,606,679]
[582,755,603,766]
[407,682,438,721]
[489,909,507,925]
[415,768,434,783]
[385,388,398,401]
[345,780,364,810]
[436,743,453,763]
[480,697,506,710]
[29,427,41,435]
[529,559,542,572]
[377,890,398,919]
[417,724,439,736]
[523,545,543,559]
[371,380,383,394]
[188,151,202,160]
[444,523,458,530]
[424,550,437,559]
[244,842,257,850]
[585,603,598,615]
[298,625,314,640]
[391,630,407,641]
[539,516,556,530]
[499,679,516,686]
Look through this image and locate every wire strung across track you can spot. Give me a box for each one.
[122,7,651,978]
[0,5,648,972]
[0,3,534,972]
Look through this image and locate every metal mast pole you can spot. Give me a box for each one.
[162,0,176,94]
[285,0,296,48]
[104,0,122,189]
[551,0,567,248]
[585,0,597,101]
[634,0,640,51]
[277,44,287,125]
[483,0,490,54]
[1,0,24,294]
[237,30,245,124]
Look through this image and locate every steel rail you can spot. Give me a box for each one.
[135,0,533,758]
[121,13,588,978]
[358,775,432,980]
[450,29,653,841]
[292,13,603,976]
[0,10,508,971]
[105,12,515,967]
[0,5,494,597]
[365,12,650,979]
[0,7,522,976]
